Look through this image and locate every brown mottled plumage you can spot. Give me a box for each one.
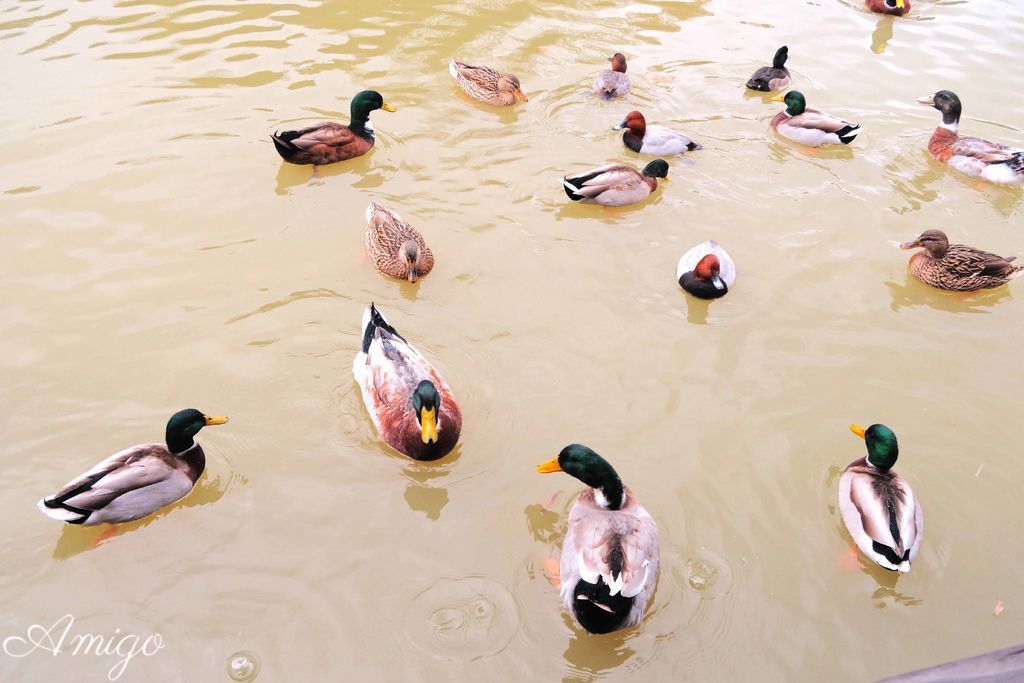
[900,229,1022,292]
[364,202,434,283]
[448,60,527,106]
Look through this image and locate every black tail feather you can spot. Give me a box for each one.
[271,131,300,160]
[361,303,405,353]
[571,577,633,634]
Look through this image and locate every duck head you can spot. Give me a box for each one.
[498,74,528,103]
[850,423,899,470]
[400,241,422,283]
[641,159,670,181]
[350,90,396,120]
[166,408,228,454]
[901,229,950,258]
[916,90,961,128]
[412,380,441,444]
[694,254,725,290]
[771,91,806,116]
[772,46,789,69]
[536,444,624,510]
[608,53,628,73]
[613,110,646,137]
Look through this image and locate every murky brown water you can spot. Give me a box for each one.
[2,0,1023,680]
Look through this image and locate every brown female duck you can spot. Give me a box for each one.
[448,60,527,106]
[900,229,1022,291]
[271,90,395,167]
[364,202,434,283]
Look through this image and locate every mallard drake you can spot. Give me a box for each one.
[562,160,669,207]
[365,202,434,283]
[916,91,1024,186]
[448,61,527,106]
[866,0,910,16]
[537,444,660,634]
[676,241,736,299]
[770,91,861,146]
[593,53,631,99]
[271,90,395,166]
[37,409,228,525]
[840,424,923,573]
[613,111,701,156]
[353,303,461,461]
[900,229,1022,291]
[745,46,791,92]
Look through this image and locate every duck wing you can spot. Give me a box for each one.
[563,164,642,197]
[275,122,355,151]
[842,463,920,567]
[565,490,659,600]
[40,444,189,523]
[943,244,1018,278]
[449,61,501,88]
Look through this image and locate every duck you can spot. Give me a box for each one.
[676,241,736,299]
[916,91,1024,186]
[37,409,228,525]
[614,111,701,156]
[840,424,923,573]
[537,444,660,634]
[449,60,527,106]
[593,53,631,99]
[745,46,791,92]
[770,91,861,146]
[562,160,669,207]
[866,0,910,16]
[900,229,1022,291]
[353,303,462,460]
[365,202,434,283]
[271,90,395,167]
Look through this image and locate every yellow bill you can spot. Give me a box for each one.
[770,95,785,102]
[205,415,229,426]
[915,96,934,106]
[849,423,866,439]
[420,407,438,444]
[896,0,905,8]
[381,102,397,112]
[536,456,562,474]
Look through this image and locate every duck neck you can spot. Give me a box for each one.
[166,432,196,455]
[349,105,374,138]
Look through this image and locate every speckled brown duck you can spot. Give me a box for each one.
[900,229,1022,292]
[271,90,395,167]
[448,60,527,106]
[364,202,434,283]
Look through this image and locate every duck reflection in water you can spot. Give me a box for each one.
[401,449,459,520]
[51,473,233,561]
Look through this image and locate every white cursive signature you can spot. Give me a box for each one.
[3,613,165,681]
